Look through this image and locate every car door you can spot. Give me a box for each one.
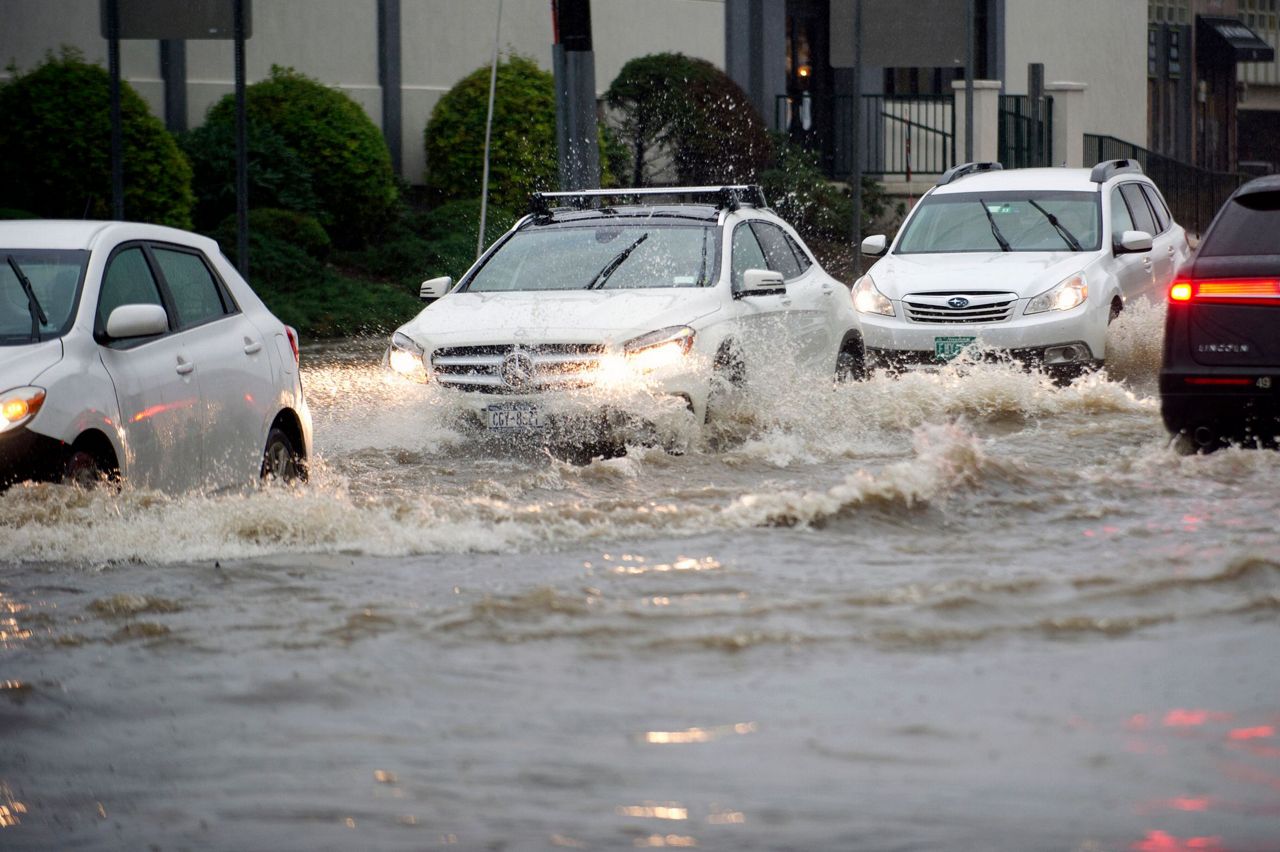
[149,243,276,487]
[750,220,832,365]
[1119,182,1163,302]
[1140,183,1186,291]
[95,244,204,492]
[1108,186,1154,304]
[726,221,793,370]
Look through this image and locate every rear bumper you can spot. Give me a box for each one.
[0,427,69,488]
[1160,372,1280,445]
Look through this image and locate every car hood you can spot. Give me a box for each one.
[868,252,1094,300]
[0,340,63,387]
[398,289,724,348]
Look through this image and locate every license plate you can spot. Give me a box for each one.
[485,402,544,430]
[935,336,976,360]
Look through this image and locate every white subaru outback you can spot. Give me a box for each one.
[385,187,862,444]
[854,160,1190,375]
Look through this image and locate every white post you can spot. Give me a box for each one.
[478,0,504,261]
[1045,82,1088,168]
[951,79,1002,164]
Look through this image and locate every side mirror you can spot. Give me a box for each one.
[861,234,888,257]
[106,304,168,339]
[1115,230,1153,254]
[737,268,785,298]
[419,275,453,302]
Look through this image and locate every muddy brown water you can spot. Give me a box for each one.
[2,302,1279,850]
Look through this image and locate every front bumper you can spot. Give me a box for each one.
[0,427,70,488]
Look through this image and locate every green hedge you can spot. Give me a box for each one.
[187,66,398,246]
[0,49,193,227]
[606,53,773,186]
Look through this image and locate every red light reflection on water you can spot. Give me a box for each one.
[1163,709,1233,728]
[1228,726,1275,741]
[1131,830,1224,852]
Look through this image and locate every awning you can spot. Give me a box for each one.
[1198,16,1276,63]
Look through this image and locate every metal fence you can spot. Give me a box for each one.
[1083,134,1247,235]
[998,95,1053,168]
[775,94,955,179]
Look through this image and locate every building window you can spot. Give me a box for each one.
[1149,0,1189,25]
[1168,29,1182,78]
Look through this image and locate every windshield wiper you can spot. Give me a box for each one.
[586,232,649,290]
[977,199,1012,252]
[6,255,48,342]
[1028,199,1083,251]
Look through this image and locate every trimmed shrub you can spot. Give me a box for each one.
[424,56,559,210]
[0,49,193,227]
[189,66,398,246]
[213,208,330,263]
[182,120,322,231]
[605,53,773,187]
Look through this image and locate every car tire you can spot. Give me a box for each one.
[62,449,108,488]
[261,426,306,483]
[836,341,868,382]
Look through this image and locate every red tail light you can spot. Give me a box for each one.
[285,326,300,365]
[1170,279,1280,305]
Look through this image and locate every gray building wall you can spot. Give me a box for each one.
[0,0,725,185]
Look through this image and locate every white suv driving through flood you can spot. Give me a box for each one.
[855,160,1190,376]
[385,186,862,447]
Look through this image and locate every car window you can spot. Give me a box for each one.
[1199,190,1280,257]
[153,247,230,328]
[897,191,1102,253]
[731,223,769,288]
[1120,183,1158,236]
[466,223,716,291]
[1140,184,1171,232]
[0,250,87,345]
[784,232,813,273]
[1110,187,1136,239]
[750,222,802,279]
[98,246,167,336]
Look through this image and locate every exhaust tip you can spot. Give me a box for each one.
[1193,426,1215,447]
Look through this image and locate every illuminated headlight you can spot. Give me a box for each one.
[623,326,696,373]
[1025,273,1088,315]
[387,331,427,378]
[852,274,894,316]
[0,386,45,433]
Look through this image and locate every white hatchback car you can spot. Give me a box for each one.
[0,221,312,491]
[854,160,1190,375]
[385,186,862,442]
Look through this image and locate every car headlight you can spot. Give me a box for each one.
[0,386,46,434]
[852,274,894,316]
[1025,273,1088,315]
[623,326,696,373]
[387,331,427,378]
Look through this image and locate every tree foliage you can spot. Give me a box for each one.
[424,55,559,211]
[0,49,193,227]
[186,66,398,246]
[605,53,773,187]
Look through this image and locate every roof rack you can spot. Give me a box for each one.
[936,162,1003,187]
[1089,159,1144,183]
[528,185,769,217]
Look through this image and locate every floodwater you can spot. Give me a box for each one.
[2,301,1279,851]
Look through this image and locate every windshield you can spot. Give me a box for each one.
[465,223,719,292]
[0,250,88,345]
[896,191,1102,254]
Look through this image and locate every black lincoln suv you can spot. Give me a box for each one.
[1160,175,1280,452]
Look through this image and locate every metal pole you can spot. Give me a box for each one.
[964,0,974,162]
[107,0,124,220]
[478,0,504,260]
[851,0,863,277]
[234,0,248,278]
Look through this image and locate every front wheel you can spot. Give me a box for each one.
[835,341,868,382]
[261,427,306,483]
[62,449,110,488]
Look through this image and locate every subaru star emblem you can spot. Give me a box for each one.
[947,296,970,309]
[500,349,536,389]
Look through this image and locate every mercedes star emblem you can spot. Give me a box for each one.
[500,349,536,389]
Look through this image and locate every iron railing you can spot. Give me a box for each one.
[998,95,1053,168]
[1083,135,1247,234]
[775,94,955,179]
